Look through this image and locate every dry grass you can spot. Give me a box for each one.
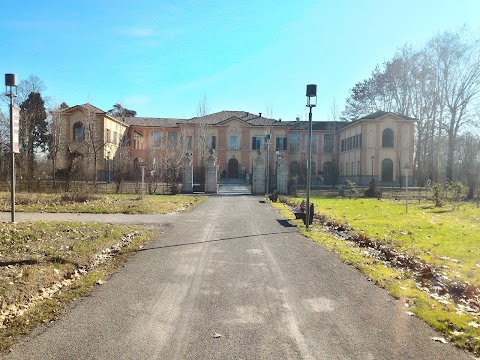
[0,192,205,214]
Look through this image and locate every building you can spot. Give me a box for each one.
[58,104,415,189]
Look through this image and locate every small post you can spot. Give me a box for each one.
[403,163,411,213]
[140,164,145,199]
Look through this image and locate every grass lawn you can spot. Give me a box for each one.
[0,192,205,214]
[273,196,480,356]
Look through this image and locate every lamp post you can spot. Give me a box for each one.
[5,74,18,223]
[305,84,317,230]
[403,163,411,213]
[371,155,374,180]
[107,151,111,184]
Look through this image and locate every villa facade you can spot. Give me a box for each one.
[58,104,416,189]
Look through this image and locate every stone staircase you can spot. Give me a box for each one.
[218,178,251,195]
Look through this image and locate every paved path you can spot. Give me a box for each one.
[1,196,472,359]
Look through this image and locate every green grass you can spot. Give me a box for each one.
[272,197,480,356]
[304,198,480,284]
[0,192,205,214]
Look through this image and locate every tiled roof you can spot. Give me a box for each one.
[189,111,277,126]
[66,104,412,131]
[64,103,107,114]
[279,121,349,131]
[122,117,186,128]
[358,111,416,121]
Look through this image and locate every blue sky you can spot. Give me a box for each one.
[1,0,479,121]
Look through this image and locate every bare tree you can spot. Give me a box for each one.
[428,30,480,181]
[343,29,480,186]
[48,105,67,188]
[457,132,480,199]
[83,106,106,186]
[113,135,133,193]
[156,129,189,194]
[194,92,211,190]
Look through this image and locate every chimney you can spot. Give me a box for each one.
[259,112,262,117]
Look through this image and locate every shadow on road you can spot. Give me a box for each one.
[131,229,297,253]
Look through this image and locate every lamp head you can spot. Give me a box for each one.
[306,84,317,107]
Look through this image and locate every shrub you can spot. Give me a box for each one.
[364,178,382,198]
[431,183,443,207]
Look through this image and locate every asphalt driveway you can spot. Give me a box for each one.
[1,196,472,359]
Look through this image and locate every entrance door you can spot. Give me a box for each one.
[228,158,239,178]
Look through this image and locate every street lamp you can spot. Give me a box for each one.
[5,74,18,223]
[305,84,317,230]
[403,163,411,213]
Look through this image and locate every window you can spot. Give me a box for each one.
[186,135,192,149]
[230,135,239,150]
[357,161,361,176]
[73,122,85,141]
[168,131,177,149]
[289,161,300,178]
[105,129,111,143]
[382,128,394,147]
[150,130,161,148]
[323,161,334,176]
[311,134,317,153]
[324,134,333,153]
[252,136,262,150]
[382,158,394,181]
[341,139,345,152]
[290,134,300,152]
[112,131,117,144]
[133,130,144,149]
[276,137,287,151]
[207,135,216,149]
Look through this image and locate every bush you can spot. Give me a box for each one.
[364,178,382,198]
[346,180,358,199]
[60,192,100,203]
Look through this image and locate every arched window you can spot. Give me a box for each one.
[323,161,334,176]
[382,128,394,147]
[73,122,85,141]
[289,161,300,178]
[381,158,394,182]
